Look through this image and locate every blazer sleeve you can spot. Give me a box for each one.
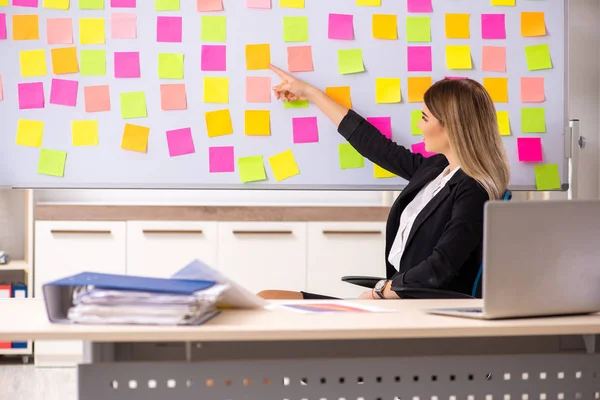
[338,109,426,181]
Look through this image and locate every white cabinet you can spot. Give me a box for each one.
[306,222,387,299]
[127,221,218,278]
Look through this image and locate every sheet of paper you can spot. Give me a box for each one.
[72,120,99,146]
[121,123,149,152]
[13,0,38,6]
[338,143,364,169]
[20,49,47,77]
[411,141,436,158]
[238,155,266,182]
[411,110,422,135]
[534,164,560,190]
[244,110,270,136]
[201,16,226,42]
[157,16,182,42]
[18,82,45,109]
[84,85,111,112]
[246,0,270,9]
[287,45,313,72]
[44,0,69,9]
[407,76,432,102]
[111,0,135,7]
[517,137,542,162]
[374,164,395,179]
[268,150,299,182]
[158,53,184,79]
[80,18,105,44]
[13,14,39,40]
[79,0,104,9]
[446,45,472,69]
[483,77,508,102]
[482,46,506,72]
[204,77,229,104]
[246,76,271,103]
[80,50,106,76]
[292,116,318,143]
[356,0,380,6]
[245,44,270,70]
[51,47,79,74]
[326,86,352,109]
[481,14,505,39]
[205,109,233,137]
[375,78,401,104]
[366,116,391,139]
[328,13,353,40]
[114,51,140,78]
[155,0,179,10]
[50,78,78,106]
[46,17,72,44]
[496,111,510,136]
[111,13,136,39]
[160,83,187,110]
[283,16,308,42]
[0,13,5,40]
[337,49,364,74]
[120,91,147,119]
[166,127,195,157]
[38,149,67,177]
[407,0,431,12]
[521,108,546,133]
[521,77,544,102]
[521,11,545,36]
[445,13,469,38]
[372,14,397,40]
[209,146,235,173]
[201,45,226,71]
[407,46,432,71]
[16,119,44,147]
[197,0,222,11]
[492,0,515,5]
[406,16,430,42]
[280,0,303,8]
[525,44,552,70]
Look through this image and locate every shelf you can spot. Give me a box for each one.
[0,260,29,271]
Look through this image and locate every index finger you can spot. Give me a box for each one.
[269,64,293,80]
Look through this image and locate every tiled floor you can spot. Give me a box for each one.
[0,364,76,400]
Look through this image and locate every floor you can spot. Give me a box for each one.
[0,361,76,400]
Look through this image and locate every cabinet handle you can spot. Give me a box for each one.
[233,230,293,235]
[50,230,112,235]
[322,230,382,235]
[142,230,204,235]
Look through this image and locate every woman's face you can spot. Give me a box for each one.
[416,105,450,154]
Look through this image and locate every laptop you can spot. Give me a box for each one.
[427,200,600,320]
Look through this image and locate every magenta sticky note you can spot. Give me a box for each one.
[13,0,38,7]
[157,16,182,43]
[50,79,78,107]
[114,52,140,78]
[292,117,319,144]
[407,0,432,12]
[209,146,235,173]
[517,137,543,162]
[328,13,353,40]
[111,0,135,7]
[0,14,6,40]
[407,46,432,72]
[481,14,506,39]
[201,45,226,71]
[411,142,436,158]
[18,82,44,109]
[445,76,468,80]
[166,128,195,157]
[366,117,392,139]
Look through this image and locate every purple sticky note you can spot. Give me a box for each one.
[201,45,226,72]
[407,0,432,12]
[366,117,392,139]
[328,13,353,40]
[166,128,195,157]
[292,117,319,144]
[114,51,140,78]
[517,137,543,162]
[445,76,468,80]
[411,141,436,158]
[13,0,38,7]
[407,46,432,72]
[209,146,235,173]
[18,82,44,109]
[111,0,135,7]
[481,14,506,39]
[0,14,6,40]
[157,16,182,43]
[50,79,78,107]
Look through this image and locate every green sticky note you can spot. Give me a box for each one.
[525,44,552,71]
[338,49,364,75]
[80,50,106,76]
[534,164,561,191]
[38,148,67,177]
[201,16,226,43]
[238,156,267,183]
[155,0,179,10]
[283,16,308,42]
[283,99,309,109]
[406,16,431,42]
[521,108,546,133]
[339,143,364,169]
[79,0,104,9]
[411,110,422,135]
[158,53,184,79]
[120,92,147,119]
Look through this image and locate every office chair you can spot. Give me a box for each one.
[341,190,512,300]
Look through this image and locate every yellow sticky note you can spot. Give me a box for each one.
[375,78,401,104]
[496,111,510,136]
[374,164,396,179]
[280,0,303,7]
[372,14,397,40]
[407,77,432,103]
[20,50,47,77]
[121,124,149,153]
[72,120,99,146]
[357,0,380,5]
[44,0,70,9]
[16,119,44,148]
[205,109,233,137]
[204,77,229,104]
[446,45,472,69]
[13,15,39,40]
[246,44,271,70]
[445,14,470,39]
[326,86,352,109]
[491,0,515,5]
[268,150,300,182]
[0,0,8,5]
[51,47,79,74]
[483,77,508,103]
[245,110,271,136]
[80,18,105,44]
[521,12,545,37]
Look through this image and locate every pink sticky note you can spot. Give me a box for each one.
[50,79,78,107]
[197,0,223,11]
[245,0,270,8]
[287,46,313,73]
[0,14,6,40]
[18,82,45,109]
[201,45,226,71]
[366,117,392,139]
[407,46,432,72]
[246,76,271,103]
[328,13,353,40]
[111,14,136,39]
[293,117,318,144]
[407,0,432,12]
[411,142,436,158]
[46,18,73,45]
[166,128,195,157]
[157,16,182,43]
[445,76,468,80]
[13,0,38,7]
[114,52,140,78]
[482,14,506,39]
[84,85,111,112]
[160,83,187,110]
[521,77,545,102]
[0,74,3,100]
[209,146,235,173]
[517,137,543,162]
[111,0,135,7]
[482,46,506,72]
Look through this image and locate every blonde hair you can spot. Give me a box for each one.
[424,78,510,200]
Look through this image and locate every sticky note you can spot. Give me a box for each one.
[446,46,472,69]
[16,119,44,147]
[482,46,506,72]
[114,51,140,78]
[283,17,308,42]
[326,86,352,109]
[71,120,99,146]
[201,45,226,71]
[246,77,271,103]
[166,128,195,157]
[374,165,396,179]
[521,108,545,133]
[80,18,105,44]
[20,50,47,77]
[269,150,299,182]
[120,92,147,119]
[13,0,38,6]
[51,47,79,74]
[481,14,505,39]
[328,13,353,40]
[356,0,380,5]
[338,49,364,75]
[407,46,432,72]
[407,77,432,102]
[84,85,110,112]
[411,110,422,135]
[204,77,229,103]
[49,78,78,106]
[521,12,545,36]
[496,111,510,136]
[245,110,270,136]
[160,83,187,110]
[283,99,309,108]
[445,76,468,80]
[80,50,106,76]
[205,109,233,137]
[376,78,401,104]
[13,14,39,40]
[280,0,303,8]
[517,137,542,162]
[534,164,561,191]
[525,44,552,70]
[201,16,226,42]
[155,0,179,10]
[406,17,430,42]
[158,53,184,79]
[287,45,313,72]
[79,0,104,9]
[0,0,6,5]
[44,0,69,8]
[0,13,5,40]
[246,44,270,70]
[46,18,72,44]
[411,141,436,158]
[38,149,67,177]
[521,77,545,103]
[372,14,397,40]
[239,156,266,183]
[121,124,149,153]
[445,14,469,38]
[492,0,515,5]
[366,117,391,139]
[18,82,44,109]
[339,143,364,169]
[407,0,431,12]
[197,0,222,11]
[157,16,182,42]
[111,14,136,39]
[293,116,318,143]
[483,77,508,103]
[209,146,235,173]
[111,0,135,7]
[246,0,270,9]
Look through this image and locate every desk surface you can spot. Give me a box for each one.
[2,299,600,342]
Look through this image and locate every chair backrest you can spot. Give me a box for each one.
[471,189,512,298]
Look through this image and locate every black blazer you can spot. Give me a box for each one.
[338,110,491,297]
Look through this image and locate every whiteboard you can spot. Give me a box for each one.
[0,0,568,190]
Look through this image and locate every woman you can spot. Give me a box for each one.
[259,64,510,300]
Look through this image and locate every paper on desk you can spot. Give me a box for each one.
[273,301,396,314]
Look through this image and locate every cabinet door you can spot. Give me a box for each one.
[306,222,387,299]
[127,221,218,278]
[217,222,307,293]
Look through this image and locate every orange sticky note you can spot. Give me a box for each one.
[483,77,508,103]
[245,110,271,136]
[445,14,470,39]
[521,12,545,37]
[521,77,545,103]
[326,86,352,109]
[482,46,506,72]
[51,47,79,74]
[205,109,233,137]
[13,14,39,40]
[121,124,150,153]
[246,44,270,70]
[407,76,432,103]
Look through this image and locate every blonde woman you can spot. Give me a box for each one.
[259,65,510,300]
